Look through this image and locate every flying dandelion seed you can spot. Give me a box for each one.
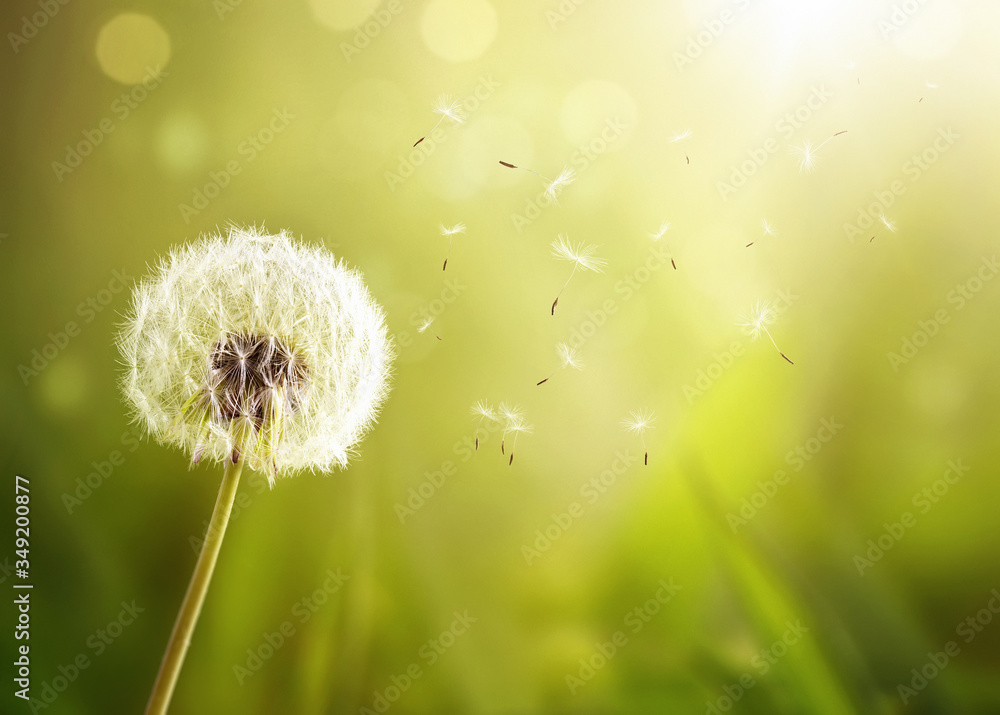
[791,130,847,173]
[470,400,496,451]
[438,222,466,271]
[669,129,691,164]
[417,317,442,340]
[536,342,583,385]
[748,219,776,247]
[506,417,533,466]
[549,234,607,315]
[499,161,576,203]
[621,409,656,465]
[497,402,524,456]
[413,94,466,147]
[118,226,392,714]
[738,299,794,364]
[649,221,677,268]
[870,214,898,242]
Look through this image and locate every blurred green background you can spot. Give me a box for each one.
[3,0,1000,712]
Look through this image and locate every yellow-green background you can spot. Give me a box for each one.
[2,0,999,712]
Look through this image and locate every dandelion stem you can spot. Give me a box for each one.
[499,161,550,183]
[763,327,794,365]
[552,264,578,315]
[145,455,244,715]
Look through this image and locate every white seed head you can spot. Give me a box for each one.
[498,401,523,425]
[551,234,607,273]
[417,317,435,334]
[432,94,466,124]
[118,226,394,483]
[621,409,656,435]
[471,400,496,421]
[761,219,776,236]
[737,299,777,341]
[649,221,671,241]
[792,140,818,172]
[556,342,583,370]
[669,129,691,143]
[878,214,898,233]
[439,222,466,237]
[544,167,576,203]
[508,419,533,436]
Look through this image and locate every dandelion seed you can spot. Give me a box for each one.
[738,299,793,364]
[621,409,656,465]
[748,219,776,247]
[870,214,898,242]
[118,226,392,714]
[537,342,583,385]
[417,317,442,340]
[649,221,677,268]
[499,161,576,203]
[549,234,607,315]
[791,130,847,173]
[438,222,466,271]
[669,129,691,164]
[497,402,524,456]
[470,400,496,451]
[413,94,466,147]
[506,418,533,466]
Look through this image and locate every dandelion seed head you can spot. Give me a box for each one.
[432,94,465,124]
[669,129,691,143]
[792,141,817,172]
[118,226,393,482]
[878,214,898,233]
[439,222,466,237]
[761,219,776,236]
[544,167,576,202]
[621,409,656,434]
[551,234,607,273]
[417,317,435,334]
[471,400,496,421]
[649,221,671,241]
[498,401,524,426]
[737,300,777,341]
[556,342,583,370]
[508,418,533,435]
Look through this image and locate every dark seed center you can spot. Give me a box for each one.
[208,332,309,424]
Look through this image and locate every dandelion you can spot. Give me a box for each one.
[413,94,466,147]
[499,161,576,203]
[747,219,776,247]
[118,226,392,715]
[870,214,898,242]
[791,130,847,173]
[549,234,607,315]
[470,400,496,451]
[738,299,793,364]
[621,409,656,465]
[417,316,442,340]
[669,129,691,164]
[438,222,466,271]
[537,342,583,385]
[649,221,677,269]
[506,417,533,465]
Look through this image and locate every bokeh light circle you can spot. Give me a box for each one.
[421,0,497,63]
[95,13,171,85]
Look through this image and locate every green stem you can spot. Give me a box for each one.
[145,455,244,715]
